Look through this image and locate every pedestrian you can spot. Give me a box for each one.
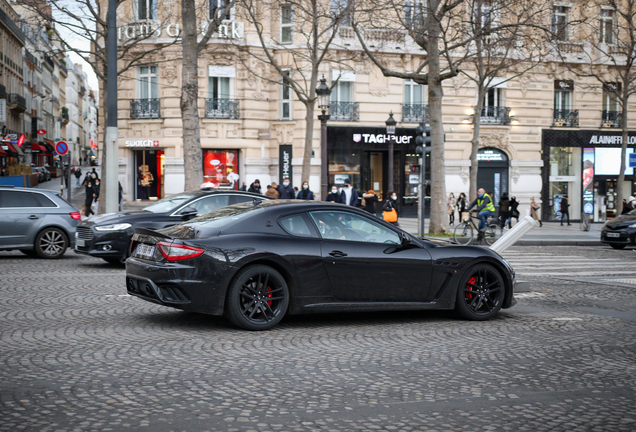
[91,168,99,181]
[93,178,101,215]
[239,182,247,191]
[277,177,295,199]
[326,185,341,202]
[447,193,456,226]
[83,175,94,217]
[265,184,279,199]
[382,190,399,226]
[499,192,511,229]
[466,188,496,241]
[296,181,315,200]
[340,182,359,207]
[294,186,299,195]
[621,196,635,214]
[248,179,262,194]
[457,192,468,222]
[63,165,69,188]
[74,167,82,186]
[560,195,571,226]
[530,197,542,227]
[362,190,378,215]
[507,196,519,228]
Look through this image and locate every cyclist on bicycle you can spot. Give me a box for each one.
[466,188,496,240]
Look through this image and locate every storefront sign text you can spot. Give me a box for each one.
[589,135,636,145]
[353,134,413,144]
[125,140,159,147]
[279,145,292,185]
[118,20,243,41]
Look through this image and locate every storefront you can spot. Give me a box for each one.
[202,149,240,190]
[477,148,510,211]
[327,126,425,215]
[542,129,636,222]
[126,140,165,200]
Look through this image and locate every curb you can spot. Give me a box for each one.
[514,240,603,246]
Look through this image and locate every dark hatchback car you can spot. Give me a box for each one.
[75,190,269,264]
[126,200,516,331]
[601,209,636,249]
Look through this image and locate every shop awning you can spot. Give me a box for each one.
[0,147,6,157]
[31,143,47,152]
[88,150,95,157]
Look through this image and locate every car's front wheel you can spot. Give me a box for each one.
[455,264,505,320]
[34,228,68,259]
[225,265,289,331]
[610,244,626,250]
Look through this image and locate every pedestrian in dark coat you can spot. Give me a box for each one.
[506,196,519,228]
[340,182,359,206]
[498,193,511,228]
[560,195,570,226]
[326,186,341,202]
[239,182,247,191]
[382,191,399,226]
[362,190,378,214]
[248,180,262,194]
[277,177,296,199]
[296,181,315,200]
[83,175,94,217]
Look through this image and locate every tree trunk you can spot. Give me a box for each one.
[302,98,316,190]
[98,81,109,214]
[181,0,204,192]
[616,93,629,215]
[469,87,486,201]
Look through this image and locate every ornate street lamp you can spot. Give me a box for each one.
[316,75,331,200]
[386,111,397,193]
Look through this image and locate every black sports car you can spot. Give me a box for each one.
[75,190,269,264]
[126,200,516,330]
[601,209,636,249]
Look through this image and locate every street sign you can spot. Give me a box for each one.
[90,138,96,148]
[37,129,46,135]
[17,134,24,147]
[55,141,68,155]
[629,153,636,168]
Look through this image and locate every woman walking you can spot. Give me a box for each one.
[382,190,399,226]
[498,193,511,228]
[362,190,378,215]
[530,197,542,227]
[457,193,468,222]
[447,193,457,226]
[296,181,315,200]
[507,196,520,228]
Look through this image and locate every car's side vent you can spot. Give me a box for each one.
[157,285,191,304]
[435,261,459,268]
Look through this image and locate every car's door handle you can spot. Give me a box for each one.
[28,215,39,220]
[329,250,347,258]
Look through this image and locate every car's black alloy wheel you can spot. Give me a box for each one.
[226,265,289,330]
[456,264,504,320]
[34,228,68,259]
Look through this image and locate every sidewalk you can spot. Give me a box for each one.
[399,217,603,246]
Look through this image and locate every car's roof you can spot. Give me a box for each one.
[0,186,57,196]
[178,189,273,198]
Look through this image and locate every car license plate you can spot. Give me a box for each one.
[606,232,620,238]
[136,243,155,259]
[76,239,85,247]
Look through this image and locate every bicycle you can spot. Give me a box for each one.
[453,211,503,246]
[580,211,591,231]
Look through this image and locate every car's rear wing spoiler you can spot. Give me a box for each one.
[133,227,173,245]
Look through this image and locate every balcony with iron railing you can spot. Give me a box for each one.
[130,98,160,119]
[61,111,69,124]
[59,61,67,75]
[402,104,429,123]
[553,109,579,127]
[8,93,26,112]
[601,110,622,128]
[329,101,360,122]
[480,106,511,125]
[204,98,240,119]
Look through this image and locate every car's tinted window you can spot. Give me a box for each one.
[279,214,313,237]
[0,191,42,208]
[143,194,195,213]
[182,195,230,215]
[160,203,263,238]
[33,193,57,207]
[231,195,257,205]
[309,210,400,244]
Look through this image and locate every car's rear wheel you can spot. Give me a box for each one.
[225,265,289,331]
[610,244,626,250]
[456,264,505,320]
[34,228,68,259]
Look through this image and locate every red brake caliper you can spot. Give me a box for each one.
[266,287,273,307]
[466,276,476,301]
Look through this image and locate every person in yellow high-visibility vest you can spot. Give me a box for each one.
[467,188,496,238]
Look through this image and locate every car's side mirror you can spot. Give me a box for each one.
[399,231,412,246]
[180,207,198,219]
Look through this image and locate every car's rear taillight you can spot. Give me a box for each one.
[157,241,205,261]
[69,212,81,220]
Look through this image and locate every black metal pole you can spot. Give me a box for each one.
[387,141,394,194]
[319,113,329,200]
[66,151,72,202]
[104,0,118,213]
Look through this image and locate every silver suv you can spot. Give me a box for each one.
[0,186,81,258]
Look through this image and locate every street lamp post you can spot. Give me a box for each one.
[385,111,397,193]
[316,76,331,200]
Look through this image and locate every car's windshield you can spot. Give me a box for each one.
[142,194,195,213]
[159,203,263,238]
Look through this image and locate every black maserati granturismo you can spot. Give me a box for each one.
[126,200,516,330]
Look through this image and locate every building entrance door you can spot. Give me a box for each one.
[134,149,164,200]
[477,148,509,211]
[363,151,386,214]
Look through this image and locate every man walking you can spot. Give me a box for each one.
[248,179,262,194]
[277,177,295,199]
[339,182,359,207]
[560,195,571,226]
[466,188,496,241]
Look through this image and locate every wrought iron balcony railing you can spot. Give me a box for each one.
[130,98,160,119]
[402,104,429,123]
[480,106,511,125]
[8,93,26,111]
[329,101,359,122]
[601,110,622,128]
[204,98,240,119]
[552,109,579,127]
[61,112,69,124]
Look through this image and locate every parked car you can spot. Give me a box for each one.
[600,209,636,249]
[0,186,81,258]
[32,167,45,183]
[125,200,517,330]
[74,190,271,264]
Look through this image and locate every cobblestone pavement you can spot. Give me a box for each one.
[1,246,635,431]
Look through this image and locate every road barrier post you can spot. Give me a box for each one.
[489,215,538,253]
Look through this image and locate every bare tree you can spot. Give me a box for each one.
[180,0,236,191]
[352,0,546,233]
[18,0,177,213]
[234,0,360,192]
[553,0,636,215]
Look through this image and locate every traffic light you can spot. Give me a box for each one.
[415,122,432,154]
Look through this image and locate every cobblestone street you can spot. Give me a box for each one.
[1,246,635,431]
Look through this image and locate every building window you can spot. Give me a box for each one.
[403,80,427,122]
[206,66,239,119]
[137,0,157,20]
[600,9,614,44]
[209,0,232,20]
[475,0,493,30]
[208,71,232,100]
[484,87,503,111]
[330,70,359,121]
[331,0,352,27]
[137,66,158,99]
[404,2,424,29]
[603,83,619,112]
[280,72,292,120]
[554,88,571,111]
[551,6,569,41]
[281,5,293,43]
[404,80,424,104]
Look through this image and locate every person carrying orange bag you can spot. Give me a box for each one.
[382,191,399,226]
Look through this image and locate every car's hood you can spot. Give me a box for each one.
[420,236,457,246]
[605,214,636,229]
[80,211,159,227]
